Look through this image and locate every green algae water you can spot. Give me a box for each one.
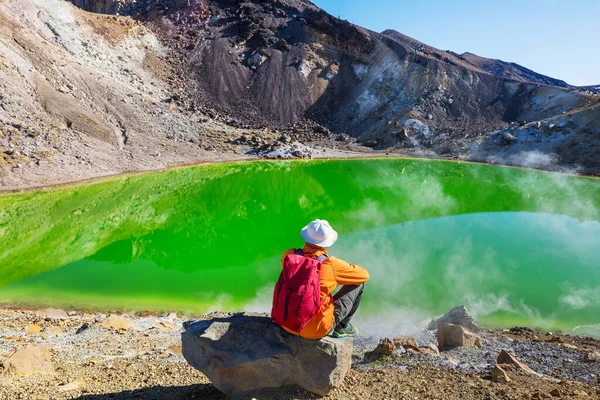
[1,159,599,336]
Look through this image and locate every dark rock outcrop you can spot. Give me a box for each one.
[181,314,353,396]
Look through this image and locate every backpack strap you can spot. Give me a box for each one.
[295,248,328,263]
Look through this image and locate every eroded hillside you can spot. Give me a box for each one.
[0,0,598,189]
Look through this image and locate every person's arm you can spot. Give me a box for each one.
[329,256,369,285]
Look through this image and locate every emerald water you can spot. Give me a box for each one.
[1,159,599,336]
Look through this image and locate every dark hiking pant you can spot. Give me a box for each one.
[333,283,364,329]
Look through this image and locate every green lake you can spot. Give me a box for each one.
[1,159,599,336]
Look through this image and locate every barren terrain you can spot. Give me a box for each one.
[1,308,599,399]
[0,0,599,191]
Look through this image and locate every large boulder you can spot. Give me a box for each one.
[181,314,353,396]
[428,305,480,332]
[437,322,482,350]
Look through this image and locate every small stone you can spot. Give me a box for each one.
[427,343,440,356]
[25,324,41,335]
[491,365,510,383]
[43,308,69,321]
[154,321,178,331]
[165,312,178,321]
[167,345,182,355]
[549,388,561,397]
[58,377,86,392]
[44,327,63,336]
[497,363,516,372]
[365,338,396,360]
[531,391,549,400]
[76,322,91,334]
[99,315,131,331]
[391,337,418,351]
[1,344,54,375]
[497,350,537,374]
[502,132,516,142]
[583,351,600,362]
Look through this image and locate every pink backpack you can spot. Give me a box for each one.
[271,249,328,334]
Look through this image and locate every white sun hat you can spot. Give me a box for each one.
[300,219,338,248]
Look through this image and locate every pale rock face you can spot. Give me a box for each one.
[181,314,353,396]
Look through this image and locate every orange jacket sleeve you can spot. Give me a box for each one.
[329,256,369,285]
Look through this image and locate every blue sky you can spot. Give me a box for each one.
[311,0,600,86]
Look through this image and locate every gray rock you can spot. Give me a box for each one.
[401,118,430,138]
[502,132,516,142]
[263,142,313,159]
[181,314,353,396]
[427,305,480,332]
[583,351,600,362]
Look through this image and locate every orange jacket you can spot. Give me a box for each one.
[280,243,369,339]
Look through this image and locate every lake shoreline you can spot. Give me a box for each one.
[1,150,599,194]
[1,307,599,399]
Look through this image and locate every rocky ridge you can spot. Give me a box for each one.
[0,0,599,190]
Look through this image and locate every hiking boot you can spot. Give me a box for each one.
[332,323,358,338]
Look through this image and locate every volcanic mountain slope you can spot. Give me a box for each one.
[0,0,599,189]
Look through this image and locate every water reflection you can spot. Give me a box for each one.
[0,159,599,335]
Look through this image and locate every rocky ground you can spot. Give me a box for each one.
[0,307,598,399]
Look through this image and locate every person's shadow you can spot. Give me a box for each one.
[74,383,317,399]
[74,383,222,399]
